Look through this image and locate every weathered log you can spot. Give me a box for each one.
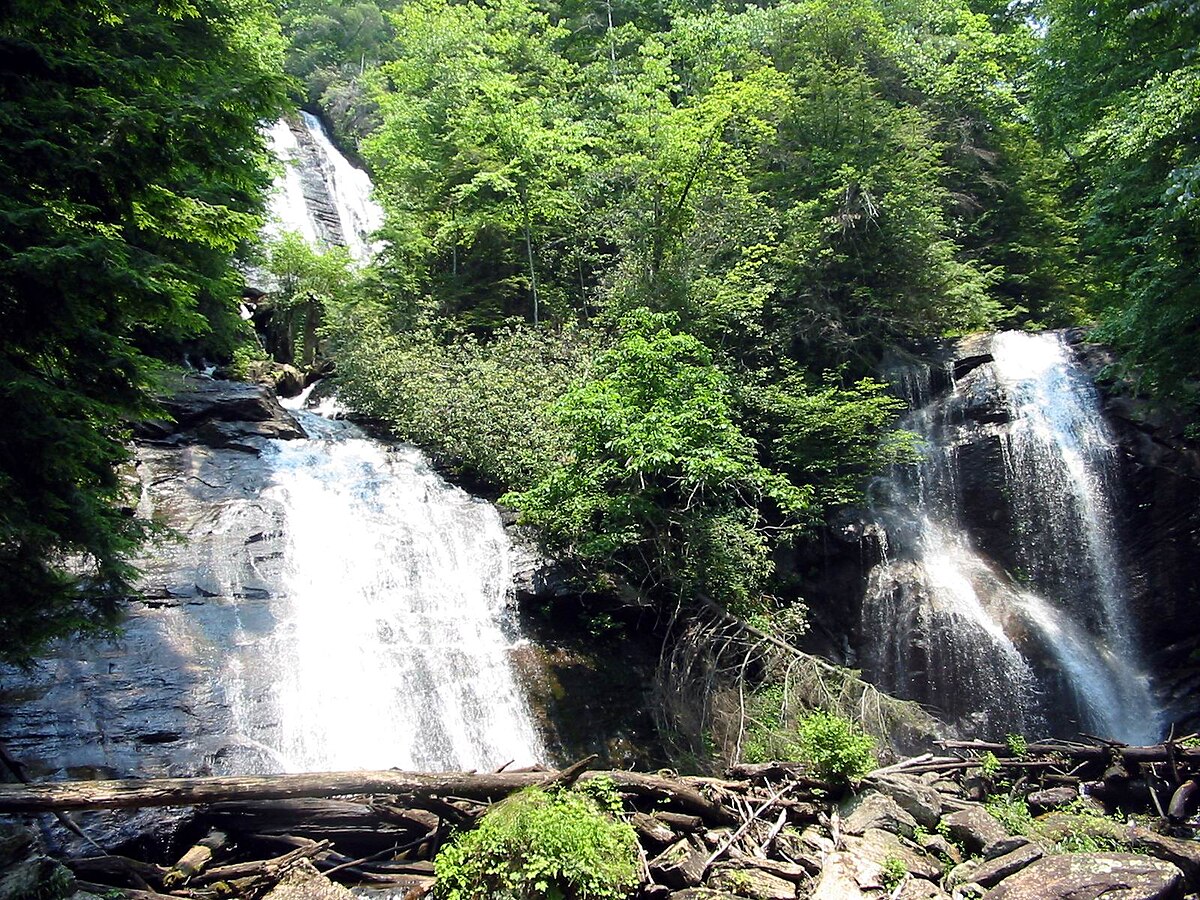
[940,740,1200,765]
[164,829,227,886]
[197,839,331,884]
[66,855,167,887]
[0,769,738,825]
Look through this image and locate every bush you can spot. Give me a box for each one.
[796,711,876,783]
[433,784,639,900]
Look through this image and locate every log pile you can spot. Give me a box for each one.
[0,737,1198,900]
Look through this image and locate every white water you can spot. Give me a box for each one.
[863,331,1161,742]
[234,400,545,772]
[264,113,384,265]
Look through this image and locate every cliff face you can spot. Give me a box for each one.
[1074,340,1200,734]
[796,331,1200,738]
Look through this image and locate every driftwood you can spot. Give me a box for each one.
[939,739,1200,765]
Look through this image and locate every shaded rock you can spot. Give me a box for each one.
[650,840,708,890]
[669,891,741,900]
[0,826,74,900]
[982,837,1034,861]
[969,841,1043,888]
[842,792,919,839]
[708,866,796,899]
[842,828,942,881]
[1026,787,1079,815]
[982,853,1184,900]
[147,375,305,441]
[945,860,981,891]
[942,807,1009,855]
[921,833,963,865]
[865,774,944,828]
[731,858,811,883]
[261,860,357,900]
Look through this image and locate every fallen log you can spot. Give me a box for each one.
[939,740,1200,766]
[0,769,735,824]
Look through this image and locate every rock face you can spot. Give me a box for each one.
[137,374,307,449]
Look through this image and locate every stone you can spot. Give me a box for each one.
[1126,826,1200,890]
[968,841,1043,888]
[897,881,952,900]
[808,853,874,900]
[842,828,943,881]
[982,837,1033,861]
[945,860,981,891]
[262,860,358,900]
[146,374,306,441]
[865,774,944,828]
[841,792,919,839]
[982,853,1184,900]
[921,833,963,865]
[1026,787,1079,814]
[731,858,810,883]
[669,891,741,900]
[941,807,1010,855]
[708,867,797,900]
[650,840,708,890]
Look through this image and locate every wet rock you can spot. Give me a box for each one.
[1026,787,1079,814]
[708,866,796,899]
[941,807,1009,855]
[841,792,919,839]
[864,774,943,828]
[145,375,306,444]
[650,840,708,890]
[969,841,1043,888]
[981,853,1184,900]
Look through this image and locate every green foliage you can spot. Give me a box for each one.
[432,785,639,900]
[504,309,807,612]
[1005,733,1028,757]
[881,855,907,891]
[979,751,1000,778]
[0,0,287,663]
[984,797,1033,836]
[330,315,594,487]
[796,711,877,783]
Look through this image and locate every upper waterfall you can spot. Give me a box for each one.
[264,113,384,264]
[862,331,1161,743]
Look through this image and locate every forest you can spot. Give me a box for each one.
[0,0,1197,667]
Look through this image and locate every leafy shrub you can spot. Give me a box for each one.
[984,798,1033,835]
[881,855,907,891]
[433,785,639,900]
[796,711,876,783]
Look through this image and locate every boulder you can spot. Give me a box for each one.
[941,807,1010,855]
[982,837,1034,861]
[842,828,942,881]
[865,774,944,828]
[1026,787,1078,815]
[968,841,1043,889]
[920,833,963,866]
[669,891,741,900]
[261,860,358,900]
[982,853,1184,900]
[1126,827,1200,890]
[808,853,875,900]
[708,867,796,900]
[841,792,919,839]
[897,881,952,899]
[650,840,708,890]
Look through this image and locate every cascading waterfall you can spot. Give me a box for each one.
[232,394,545,772]
[263,112,383,264]
[863,331,1161,742]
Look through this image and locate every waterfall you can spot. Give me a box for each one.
[230,398,545,772]
[862,331,1161,742]
[264,112,383,264]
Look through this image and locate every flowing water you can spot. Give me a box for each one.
[862,331,1161,742]
[228,394,546,772]
[264,113,383,264]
